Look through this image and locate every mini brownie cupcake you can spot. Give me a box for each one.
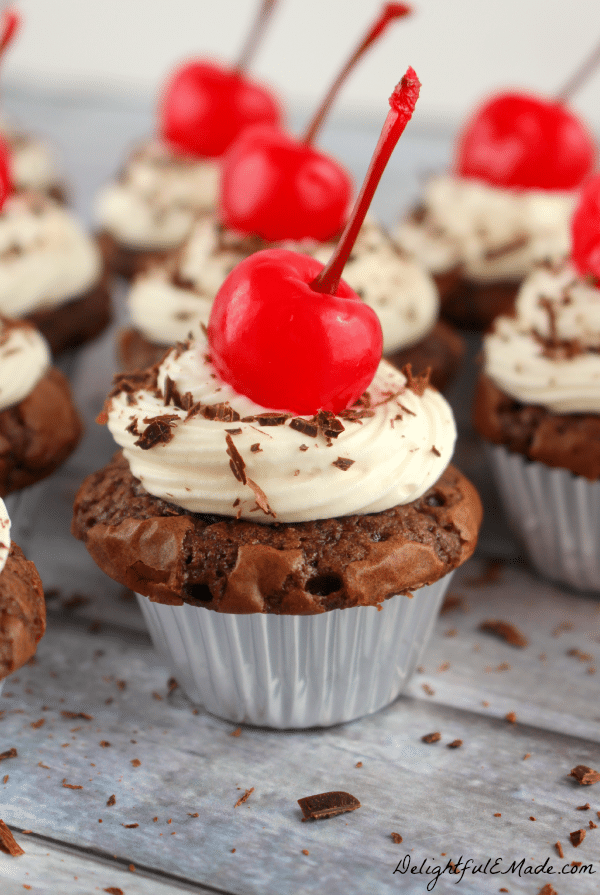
[395,88,596,330]
[74,73,482,727]
[0,497,46,696]
[0,317,82,497]
[473,250,600,590]
[120,216,464,391]
[0,192,110,355]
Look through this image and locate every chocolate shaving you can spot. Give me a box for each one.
[125,418,140,436]
[254,413,290,426]
[479,620,529,648]
[391,832,403,844]
[60,711,94,721]
[290,417,319,438]
[570,828,586,847]
[447,739,463,749]
[226,434,246,485]
[104,888,124,895]
[421,732,441,744]
[107,795,116,807]
[316,410,345,439]
[299,444,309,452]
[62,779,83,790]
[555,841,564,858]
[107,365,160,401]
[203,403,241,422]
[250,443,262,453]
[225,428,242,436]
[247,478,276,518]
[484,234,529,261]
[234,787,254,808]
[402,363,431,396]
[298,791,360,820]
[332,457,354,471]
[0,819,24,856]
[431,445,441,457]
[570,765,600,785]
[122,823,139,829]
[134,415,179,450]
[0,748,17,762]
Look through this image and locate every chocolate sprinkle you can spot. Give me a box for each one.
[298,791,360,821]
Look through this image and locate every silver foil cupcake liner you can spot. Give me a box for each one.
[487,444,600,593]
[137,574,452,729]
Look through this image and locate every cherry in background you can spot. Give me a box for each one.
[0,8,17,206]
[160,0,282,158]
[455,35,600,191]
[571,174,600,280]
[208,69,421,415]
[220,4,411,243]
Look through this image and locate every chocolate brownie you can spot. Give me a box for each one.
[97,232,175,282]
[473,373,600,480]
[72,453,482,613]
[435,268,520,331]
[27,274,112,355]
[0,367,83,495]
[0,543,45,679]
[117,327,169,373]
[387,320,465,392]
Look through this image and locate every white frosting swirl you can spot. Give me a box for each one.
[0,194,102,317]
[483,262,600,413]
[107,337,456,523]
[95,139,220,250]
[0,498,10,575]
[396,173,576,282]
[128,216,439,354]
[0,119,62,193]
[0,319,50,412]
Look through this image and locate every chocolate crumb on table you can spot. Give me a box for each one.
[0,748,17,762]
[555,841,564,858]
[538,884,558,895]
[570,828,586,847]
[464,558,503,587]
[505,711,517,723]
[106,794,116,806]
[355,761,363,768]
[104,887,124,895]
[230,727,242,737]
[301,849,309,855]
[130,759,141,767]
[577,802,591,810]
[439,593,465,614]
[298,792,360,821]
[234,787,254,808]
[421,731,442,744]
[0,819,24,856]
[479,620,529,648]
[391,832,403,844]
[421,683,435,696]
[570,765,600,785]
[447,739,463,749]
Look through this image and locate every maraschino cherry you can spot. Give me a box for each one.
[0,9,18,207]
[220,4,411,242]
[455,37,600,191]
[208,69,421,415]
[160,0,282,158]
[571,174,600,280]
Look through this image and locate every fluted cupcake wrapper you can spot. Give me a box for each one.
[0,679,4,696]
[136,575,452,729]
[487,444,600,593]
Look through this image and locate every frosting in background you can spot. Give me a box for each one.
[95,140,220,249]
[128,217,439,354]
[0,498,10,574]
[107,337,456,523]
[0,195,101,317]
[483,261,600,413]
[396,173,576,282]
[0,119,62,193]
[0,319,50,412]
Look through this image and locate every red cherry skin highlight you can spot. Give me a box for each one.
[160,61,281,159]
[208,249,382,414]
[571,174,600,279]
[0,138,12,209]
[220,125,353,241]
[456,92,596,191]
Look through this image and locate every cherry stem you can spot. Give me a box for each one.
[302,3,411,145]
[235,0,279,74]
[311,68,420,296]
[0,8,19,62]
[556,36,600,104]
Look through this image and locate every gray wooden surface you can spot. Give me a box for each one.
[0,88,599,895]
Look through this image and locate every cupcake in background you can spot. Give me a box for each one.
[473,175,600,592]
[0,496,46,697]
[395,48,597,330]
[74,71,482,728]
[95,0,283,280]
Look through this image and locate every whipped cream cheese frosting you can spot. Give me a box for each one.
[0,194,101,317]
[0,318,50,412]
[396,173,576,283]
[128,216,439,354]
[0,498,10,575]
[483,261,600,413]
[107,336,456,523]
[95,140,220,250]
[0,119,61,193]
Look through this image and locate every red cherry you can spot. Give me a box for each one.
[160,62,281,159]
[220,125,352,242]
[571,174,600,279]
[455,92,595,191]
[208,70,420,414]
[0,137,12,209]
[0,8,19,57]
[159,1,282,158]
[220,3,411,241]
